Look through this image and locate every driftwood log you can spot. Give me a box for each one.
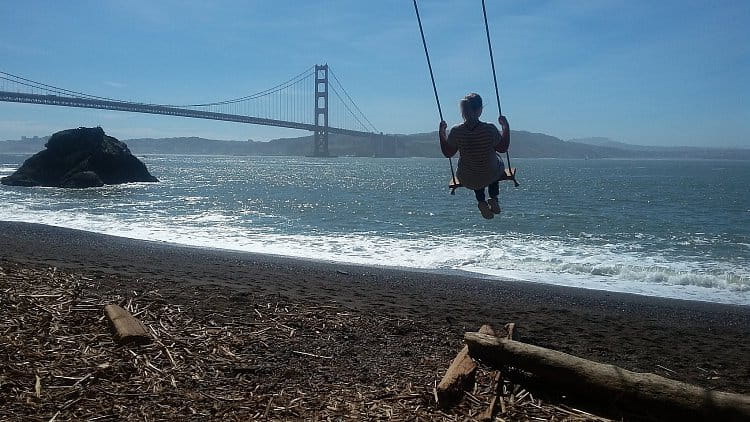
[104,304,151,345]
[436,324,496,406]
[465,332,750,422]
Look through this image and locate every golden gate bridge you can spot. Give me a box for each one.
[0,65,381,157]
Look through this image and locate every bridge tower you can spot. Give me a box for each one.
[313,64,330,157]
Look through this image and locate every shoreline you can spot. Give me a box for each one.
[2,220,749,396]
[0,218,745,307]
[3,220,748,312]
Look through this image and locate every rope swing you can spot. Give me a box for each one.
[413,0,519,192]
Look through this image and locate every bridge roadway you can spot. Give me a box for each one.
[0,91,374,138]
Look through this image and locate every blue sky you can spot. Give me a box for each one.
[1,0,748,146]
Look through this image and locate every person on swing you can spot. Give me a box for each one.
[439,93,510,219]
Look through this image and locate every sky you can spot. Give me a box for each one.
[0,0,748,147]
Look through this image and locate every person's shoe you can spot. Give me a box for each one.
[477,201,494,219]
[488,198,501,214]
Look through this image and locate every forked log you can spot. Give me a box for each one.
[479,323,517,420]
[436,324,496,406]
[504,322,518,341]
[104,304,151,345]
[465,332,750,422]
[478,372,503,421]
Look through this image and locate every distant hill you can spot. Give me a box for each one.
[571,136,680,152]
[0,136,47,153]
[570,136,750,159]
[569,137,645,150]
[121,131,636,159]
[2,131,749,160]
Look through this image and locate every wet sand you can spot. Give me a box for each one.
[1,221,749,394]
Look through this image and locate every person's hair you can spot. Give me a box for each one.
[460,93,483,119]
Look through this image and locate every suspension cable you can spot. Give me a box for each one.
[328,68,378,133]
[1,67,315,111]
[171,66,314,107]
[1,71,123,103]
[329,84,369,132]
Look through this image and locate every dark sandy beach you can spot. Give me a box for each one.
[1,221,749,420]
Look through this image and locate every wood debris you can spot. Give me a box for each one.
[0,260,693,421]
[2,261,601,421]
[103,304,151,345]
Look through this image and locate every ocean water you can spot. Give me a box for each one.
[1,154,748,305]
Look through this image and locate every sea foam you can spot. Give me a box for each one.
[0,202,747,306]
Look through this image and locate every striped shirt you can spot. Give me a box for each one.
[446,121,504,190]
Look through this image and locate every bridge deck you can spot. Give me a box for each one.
[0,91,374,138]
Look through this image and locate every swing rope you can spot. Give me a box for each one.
[412,0,457,186]
[481,0,519,187]
[481,0,502,116]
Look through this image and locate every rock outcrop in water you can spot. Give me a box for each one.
[1,127,158,188]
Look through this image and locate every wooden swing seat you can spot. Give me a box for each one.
[449,167,517,191]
